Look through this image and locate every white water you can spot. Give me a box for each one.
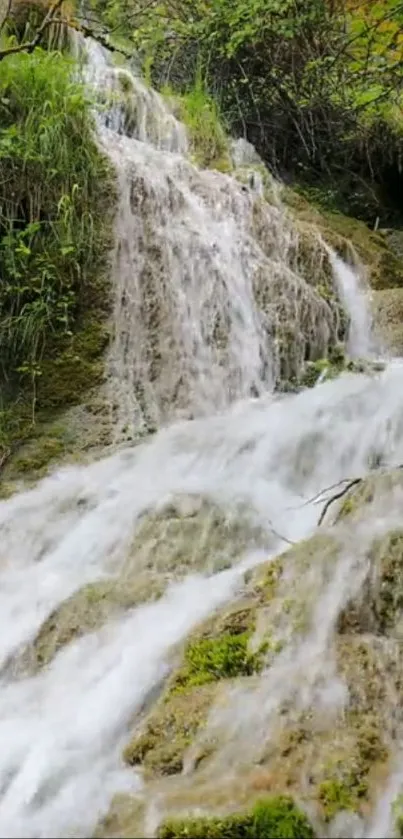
[0,35,401,839]
[330,251,374,359]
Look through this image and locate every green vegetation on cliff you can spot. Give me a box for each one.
[0,42,113,470]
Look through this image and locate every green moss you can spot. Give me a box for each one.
[37,317,110,412]
[10,437,66,474]
[317,777,366,822]
[171,632,264,693]
[299,356,341,389]
[158,796,315,838]
[255,557,284,601]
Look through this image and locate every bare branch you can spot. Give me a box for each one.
[287,478,356,511]
[318,477,362,526]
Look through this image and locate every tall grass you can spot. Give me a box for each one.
[0,48,112,393]
[162,74,230,170]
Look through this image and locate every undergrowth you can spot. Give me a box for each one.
[0,47,113,459]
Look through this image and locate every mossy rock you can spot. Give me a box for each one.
[128,496,270,579]
[251,633,390,823]
[123,682,218,778]
[249,535,340,641]
[317,777,367,822]
[8,574,165,676]
[282,187,403,292]
[121,556,285,780]
[8,496,270,675]
[372,288,403,355]
[338,529,403,637]
[37,317,110,412]
[1,314,112,487]
[157,796,316,838]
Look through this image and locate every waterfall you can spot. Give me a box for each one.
[71,38,353,439]
[0,35,400,839]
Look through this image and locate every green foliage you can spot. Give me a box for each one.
[158,796,315,838]
[172,631,264,692]
[118,0,403,225]
[0,47,113,452]
[162,76,230,169]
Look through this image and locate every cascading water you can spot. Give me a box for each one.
[1,34,402,839]
[76,39,346,439]
[329,250,374,359]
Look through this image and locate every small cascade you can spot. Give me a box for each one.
[329,250,375,359]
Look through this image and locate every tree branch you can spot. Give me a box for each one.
[76,22,133,58]
[0,2,136,63]
[0,0,65,61]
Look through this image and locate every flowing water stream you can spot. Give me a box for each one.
[1,36,403,839]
